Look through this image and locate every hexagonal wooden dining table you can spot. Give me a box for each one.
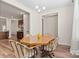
[20,35,55,57]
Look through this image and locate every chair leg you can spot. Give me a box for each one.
[31,55,35,58]
[33,48,38,58]
[49,51,55,57]
[41,50,55,58]
[51,53,55,56]
[48,54,53,58]
[45,51,54,58]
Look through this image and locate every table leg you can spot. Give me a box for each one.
[30,47,38,58]
[40,45,54,58]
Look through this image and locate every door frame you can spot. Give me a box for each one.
[42,13,58,36]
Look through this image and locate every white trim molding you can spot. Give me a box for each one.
[70,0,79,56]
[70,50,79,55]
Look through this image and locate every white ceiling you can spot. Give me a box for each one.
[0,0,73,19]
[17,0,73,12]
[0,1,27,19]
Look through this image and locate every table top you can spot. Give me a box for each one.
[20,35,55,47]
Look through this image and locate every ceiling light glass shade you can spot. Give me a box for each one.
[35,6,39,9]
[42,6,46,10]
[38,9,41,12]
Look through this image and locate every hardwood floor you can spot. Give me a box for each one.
[0,39,78,58]
[54,45,79,58]
[0,39,15,58]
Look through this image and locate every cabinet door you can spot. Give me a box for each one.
[17,32,23,40]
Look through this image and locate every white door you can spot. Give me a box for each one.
[11,20,18,36]
[23,14,30,36]
[43,15,58,38]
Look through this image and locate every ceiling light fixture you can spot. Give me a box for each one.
[35,6,39,9]
[38,9,41,12]
[42,6,46,10]
[35,6,46,13]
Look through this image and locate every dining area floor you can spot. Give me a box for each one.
[0,39,78,58]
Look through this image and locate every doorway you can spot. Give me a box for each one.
[11,20,18,38]
[42,13,58,38]
[0,1,30,40]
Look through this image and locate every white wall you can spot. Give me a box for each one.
[6,19,11,38]
[23,14,29,36]
[41,6,74,46]
[1,0,74,46]
[43,15,58,38]
[11,20,18,35]
[70,0,79,55]
[2,0,42,35]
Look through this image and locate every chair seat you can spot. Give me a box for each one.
[44,46,52,51]
[9,40,37,58]
[44,38,58,51]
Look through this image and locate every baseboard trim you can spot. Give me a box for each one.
[70,50,79,55]
[58,42,70,46]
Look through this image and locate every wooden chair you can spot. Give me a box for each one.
[44,38,58,50]
[9,40,37,58]
[43,38,58,57]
